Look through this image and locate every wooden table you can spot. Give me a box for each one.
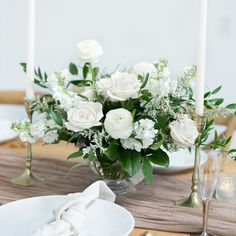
[1,138,236,236]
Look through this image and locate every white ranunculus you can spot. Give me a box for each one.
[65,102,103,132]
[76,39,103,62]
[97,72,141,102]
[104,108,133,139]
[132,62,157,78]
[169,115,198,148]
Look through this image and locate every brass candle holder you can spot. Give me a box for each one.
[11,99,44,186]
[175,115,205,208]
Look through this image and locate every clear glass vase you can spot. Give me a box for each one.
[89,159,143,195]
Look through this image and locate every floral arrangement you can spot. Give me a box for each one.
[12,39,236,183]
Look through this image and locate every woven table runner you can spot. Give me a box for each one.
[0,149,235,236]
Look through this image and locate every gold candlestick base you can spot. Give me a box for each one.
[11,99,45,186]
[11,169,44,186]
[175,189,202,208]
[175,115,205,208]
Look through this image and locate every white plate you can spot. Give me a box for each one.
[0,195,135,236]
[0,105,26,143]
[152,149,207,174]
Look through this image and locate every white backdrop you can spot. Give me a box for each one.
[1,0,236,103]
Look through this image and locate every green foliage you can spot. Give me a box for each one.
[47,108,63,126]
[204,86,222,98]
[20,62,27,72]
[34,67,48,88]
[226,104,236,110]
[69,63,78,75]
[228,149,236,160]
[93,67,99,78]
[20,63,48,88]
[67,150,83,159]
[155,116,170,129]
[149,139,164,150]
[120,149,141,176]
[83,63,90,79]
[140,74,149,89]
[104,141,120,161]
[68,80,92,87]
[147,149,169,167]
[195,119,214,146]
[140,90,152,102]
[142,158,153,183]
[204,86,225,109]
[209,131,231,150]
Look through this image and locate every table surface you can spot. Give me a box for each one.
[1,138,235,236]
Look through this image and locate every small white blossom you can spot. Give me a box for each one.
[134,119,158,148]
[11,120,37,143]
[43,130,59,144]
[159,67,170,79]
[144,78,170,97]
[120,138,143,152]
[30,120,46,139]
[52,86,76,111]
[47,70,70,89]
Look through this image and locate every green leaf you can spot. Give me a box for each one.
[34,79,48,88]
[121,149,141,176]
[140,73,149,89]
[140,90,152,101]
[69,162,88,172]
[155,116,170,129]
[83,63,90,79]
[226,103,236,110]
[38,67,43,79]
[229,149,236,154]
[68,150,83,159]
[104,142,120,161]
[149,139,164,150]
[208,98,224,106]
[93,67,99,78]
[148,149,169,167]
[142,158,153,183]
[69,63,78,75]
[212,85,222,95]
[20,62,27,73]
[204,91,211,99]
[69,80,92,86]
[48,109,63,126]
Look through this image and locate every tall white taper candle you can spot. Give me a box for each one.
[26,0,35,99]
[196,0,208,116]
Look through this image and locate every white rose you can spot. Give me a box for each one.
[97,72,141,102]
[169,115,198,148]
[132,62,157,78]
[65,102,103,132]
[76,39,103,62]
[104,108,133,139]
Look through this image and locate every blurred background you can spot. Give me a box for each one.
[0,0,236,145]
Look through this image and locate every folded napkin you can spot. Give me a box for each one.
[33,181,116,236]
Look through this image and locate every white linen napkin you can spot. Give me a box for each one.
[33,181,116,236]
